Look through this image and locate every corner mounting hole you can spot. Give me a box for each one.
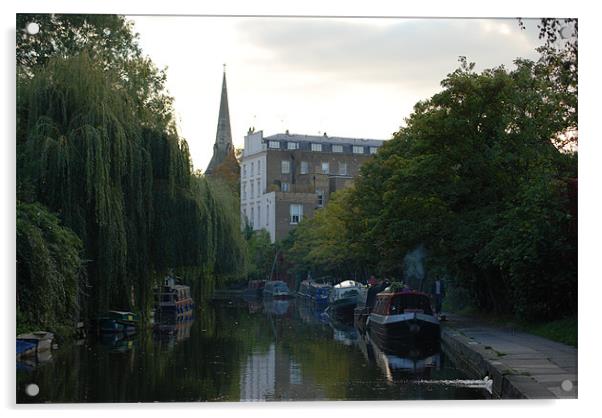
[25,383,39,397]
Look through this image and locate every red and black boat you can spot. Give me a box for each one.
[366,288,440,349]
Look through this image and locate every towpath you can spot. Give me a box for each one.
[441,314,577,399]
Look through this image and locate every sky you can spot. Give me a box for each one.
[129,16,544,172]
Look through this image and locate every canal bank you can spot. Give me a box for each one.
[441,314,577,399]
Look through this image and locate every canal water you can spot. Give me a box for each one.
[17,298,488,402]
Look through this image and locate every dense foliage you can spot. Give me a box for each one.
[16,15,247,331]
[245,228,277,282]
[16,202,86,332]
[283,22,577,321]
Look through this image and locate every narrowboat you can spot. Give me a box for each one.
[263,280,292,299]
[354,280,390,333]
[16,331,54,359]
[297,279,312,298]
[244,280,266,298]
[154,275,195,321]
[327,280,365,317]
[97,310,138,334]
[310,282,332,304]
[366,288,440,348]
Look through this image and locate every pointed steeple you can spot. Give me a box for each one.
[206,65,234,175]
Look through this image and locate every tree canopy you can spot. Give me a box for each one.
[283,27,577,320]
[16,15,247,329]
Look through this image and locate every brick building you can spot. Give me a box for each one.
[240,130,384,242]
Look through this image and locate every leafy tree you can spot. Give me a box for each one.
[284,188,374,280]
[246,230,276,281]
[17,201,86,331]
[352,56,576,319]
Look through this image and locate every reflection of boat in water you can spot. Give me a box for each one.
[358,331,441,383]
[99,332,136,353]
[263,298,290,315]
[153,318,194,344]
[246,300,263,314]
[366,289,440,349]
[297,297,329,325]
[328,315,359,346]
[327,280,365,318]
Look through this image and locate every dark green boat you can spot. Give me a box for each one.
[98,310,139,334]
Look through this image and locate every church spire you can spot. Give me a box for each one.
[206,65,234,175]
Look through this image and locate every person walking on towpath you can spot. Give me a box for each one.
[432,278,445,315]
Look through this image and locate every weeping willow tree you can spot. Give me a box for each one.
[17,52,247,325]
[16,201,86,333]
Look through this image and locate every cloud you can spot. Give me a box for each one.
[236,18,542,89]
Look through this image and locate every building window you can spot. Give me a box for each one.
[243,164,247,178]
[287,142,298,150]
[266,204,270,226]
[339,162,347,175]
[370,147,378,155]
[321,162,329,174]
[251,162,254,176]
[353,145,364,154]
[257,160,261,175]
[311,143,322,152]
[250,207,255,227]
[257,206,261,227]
[256,179,261,196]
[317,189,324,207]
[250,182,254,199]
[242,182,247,200]
[269,141,280,149]
[281,160,290,174]
[332,144,343,153]
[300,161,309,174]
[282,182,289,192]
[290,204,303,224]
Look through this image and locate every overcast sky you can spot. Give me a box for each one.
[129,16,543,171]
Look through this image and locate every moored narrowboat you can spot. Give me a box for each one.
[263,280,292,299]
[310,282,332,304]
[97,310,138,334]
[244,280,266,298]
[366,288,440,348]
[328,280,365,318]
[155,275,195,321]
[297,280,312,298]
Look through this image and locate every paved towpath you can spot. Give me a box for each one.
[441,314,577,399]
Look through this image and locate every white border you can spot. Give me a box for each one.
[2,1,599,417]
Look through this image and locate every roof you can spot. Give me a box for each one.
[265,132,385,147]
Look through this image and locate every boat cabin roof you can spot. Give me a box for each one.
[334,280,361,288]
[376,290,430,298]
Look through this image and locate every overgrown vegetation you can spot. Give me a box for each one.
[16,14,247,332]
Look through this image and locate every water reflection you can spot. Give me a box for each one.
[358,332,441,383]
[17,298,487,403]
[263,298,290,316]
